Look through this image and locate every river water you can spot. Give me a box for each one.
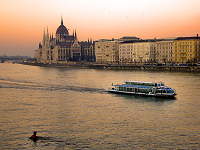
[0,63,199,149]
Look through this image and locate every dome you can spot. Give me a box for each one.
[56,24,69,35]
[56,19,69,35]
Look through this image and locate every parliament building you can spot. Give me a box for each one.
[35,17,95,63]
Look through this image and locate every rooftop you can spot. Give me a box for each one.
[175,35,200,40]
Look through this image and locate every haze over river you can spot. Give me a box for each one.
[0,63,199,149]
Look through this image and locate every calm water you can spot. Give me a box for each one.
[0,63,199,149]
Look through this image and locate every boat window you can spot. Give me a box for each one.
[161,84,164,86]
[142,89,146,93]
[156,90,161,93]
[127,88,132,92]
[167,90,172,93]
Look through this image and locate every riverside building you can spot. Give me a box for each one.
[174,35,200,63]
[119,40,156,64]
[95,39,120,63]
[156,39,174,63]
[35,17,94,63]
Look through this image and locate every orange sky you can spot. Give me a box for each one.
[0,0,200,57]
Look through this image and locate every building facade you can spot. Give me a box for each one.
[119,42,136,63]
[35,17,94,63]
[174,36,200,63]
[80,41,95,62]
[156,40,174,63]
[95,39,120,63]
[119,40,156,64]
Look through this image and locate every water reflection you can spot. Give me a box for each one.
[0,63,199,149]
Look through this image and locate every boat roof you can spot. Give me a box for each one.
[124,81,163,84]
[116,84,154,89]
[113,84,173,90]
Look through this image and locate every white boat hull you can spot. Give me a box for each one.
[108,89,177,98]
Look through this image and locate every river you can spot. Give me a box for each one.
[0,63,199,149]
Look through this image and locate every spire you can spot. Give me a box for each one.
[61,15,63,25]
[43,27,45,36]
[42,27,46,45]
[75,29,77,40]
[46,26,49,40]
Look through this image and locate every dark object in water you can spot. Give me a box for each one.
[29,132,53,142]
[30,132,38,141]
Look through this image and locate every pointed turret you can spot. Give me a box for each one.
[75,29,77,40]
[42,27,46,45]
[46,26,49,40]
[61,15,63,25]
[46,26,50,46]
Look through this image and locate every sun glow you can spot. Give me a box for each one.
[0,0,200,56]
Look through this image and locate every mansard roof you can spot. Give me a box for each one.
[120,39,156,44]
[79,42,93,46]
[175,36,200,40]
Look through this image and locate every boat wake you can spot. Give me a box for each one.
[0,79,106,94]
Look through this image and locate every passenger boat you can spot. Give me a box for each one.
[108,81,177,97]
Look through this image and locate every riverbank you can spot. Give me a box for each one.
[89,64,200,72]
[19,62,200,72]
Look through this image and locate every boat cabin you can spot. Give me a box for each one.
[109,81,176,97]
[124,81,164,87]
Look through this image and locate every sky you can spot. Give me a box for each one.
[0,0,200,57]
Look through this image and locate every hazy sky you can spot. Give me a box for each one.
[0,0,200,57]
